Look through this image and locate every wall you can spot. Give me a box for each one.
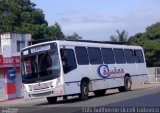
[15,73,22,97]
[11,33,31,56]
[0,35,1,55]
[147,67,160,83]
[0,74,5,101]
[1,33,12,57]
[1,33,31,57]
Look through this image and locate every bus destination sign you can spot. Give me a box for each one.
[31,45,50,53]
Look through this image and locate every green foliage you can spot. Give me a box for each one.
[0,0,82,40]
[48,23,65,40]
[65,32,82,40]
[128,33,144,45]
[145,22,160,40]
[110,30,128,43]
[0,0,47,39]
[129,22,160,67]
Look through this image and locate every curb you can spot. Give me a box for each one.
[144,82,160,84]
[0,97,24,103]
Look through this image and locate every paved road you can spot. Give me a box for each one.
[1,85,160,113]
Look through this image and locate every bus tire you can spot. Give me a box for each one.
[118,76,132,92]
[47,97,57,104]
[93,89,106,96]
[79,81,89,101]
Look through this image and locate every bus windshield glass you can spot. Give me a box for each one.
[21,43,60,83]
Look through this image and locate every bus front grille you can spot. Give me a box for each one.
[29,81,53,91]
[31,91,52,97]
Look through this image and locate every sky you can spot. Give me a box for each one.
[32,0,160,41]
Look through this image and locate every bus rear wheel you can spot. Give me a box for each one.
[79,81,89,101]
[118,76,132,92]
[47,97,57,104]
[93,89,106,96]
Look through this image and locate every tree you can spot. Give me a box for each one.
[110,30,129,43]
[65,32,82,40]
[48,22,65,40]
[145,22,160,40]
[0,0,82,41]
[0,0,62,40]
[129,22,160,67]
[1,0,36,31]
[142,40,160,67]
[128,33,145,46]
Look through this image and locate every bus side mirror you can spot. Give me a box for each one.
[61,49,67,67]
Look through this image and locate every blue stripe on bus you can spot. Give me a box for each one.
[65,74,147,84]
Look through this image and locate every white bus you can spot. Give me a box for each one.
[21,40,147,103]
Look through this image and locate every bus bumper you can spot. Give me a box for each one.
[23,85,65,100]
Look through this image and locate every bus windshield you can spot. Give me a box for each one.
[21,43,60,83]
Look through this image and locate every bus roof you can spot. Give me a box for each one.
[22,40,143,50]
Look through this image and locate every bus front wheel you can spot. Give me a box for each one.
[47,97,57,104]
[118,76,132,92]
[79,81,89,101]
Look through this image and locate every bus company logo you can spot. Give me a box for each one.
[97,64,110,78]
[97,64,124,79]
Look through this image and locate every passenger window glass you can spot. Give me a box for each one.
[60,49,77,73]
[101,48,115,64]
[114,49,126,64]
[88,47,103,64]
[75,47,89,65]
[124,49,135,63]
[135,50,144,63]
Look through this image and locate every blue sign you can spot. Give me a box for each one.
[7,69,16,79]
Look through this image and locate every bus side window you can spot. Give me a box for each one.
[135,50,144,63]
[101,48,115,64]
[88,47,103,65]
[124,49,136,63]
[114,49,126,64]
[60,49,77,74]
[75,47,89,65]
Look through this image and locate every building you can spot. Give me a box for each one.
[0,32,31,101]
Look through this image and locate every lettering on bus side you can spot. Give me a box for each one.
[97,64,124,79]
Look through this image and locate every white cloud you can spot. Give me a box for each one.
[49,0,160,41]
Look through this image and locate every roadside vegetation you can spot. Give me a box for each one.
[0,0,82,40]
[0,0,160,67]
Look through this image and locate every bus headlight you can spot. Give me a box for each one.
[23,84,29,92]
[56,78,61,86]
[49,82,54,88]
[28,85,32,91]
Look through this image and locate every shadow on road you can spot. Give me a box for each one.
[34,92,120,106]
[105,91,160,107]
